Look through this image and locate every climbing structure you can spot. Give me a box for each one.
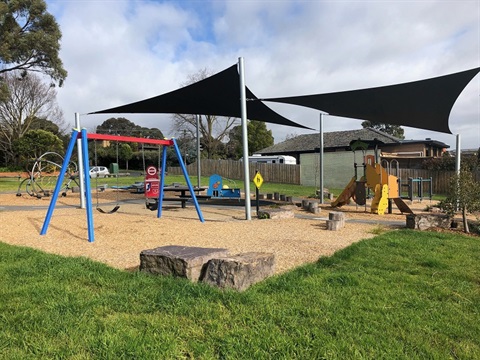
[365,161,399,215]
[332,145,413,215]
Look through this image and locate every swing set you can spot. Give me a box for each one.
[40,128,204,243]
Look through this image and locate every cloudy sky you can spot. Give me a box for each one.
[47,0,479,150]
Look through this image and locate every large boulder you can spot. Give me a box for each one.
[202,252,275,291]
[139,245,229,282]
[406,213,451,230]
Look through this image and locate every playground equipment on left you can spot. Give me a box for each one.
[40,129,204,243]
[16,151,80,198]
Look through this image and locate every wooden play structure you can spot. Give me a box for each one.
[331,141,413,215]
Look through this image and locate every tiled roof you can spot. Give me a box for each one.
[259,128,401,154]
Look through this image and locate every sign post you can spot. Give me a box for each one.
[253,170,264,216]
[145,165,160,199]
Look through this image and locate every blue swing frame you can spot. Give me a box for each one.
[40,128,204,242]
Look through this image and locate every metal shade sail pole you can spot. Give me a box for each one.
[455,134,461,176]
[455,134,461,212]
[319,112,325,204]
[196,114,201,188]
[238,57,251,220]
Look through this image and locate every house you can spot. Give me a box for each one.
[256,128,449,188]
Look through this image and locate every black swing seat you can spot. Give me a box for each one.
[96,205,120,214]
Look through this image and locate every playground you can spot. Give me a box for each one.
[0,190,436,275]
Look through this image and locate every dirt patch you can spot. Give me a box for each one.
[0,191,443,274]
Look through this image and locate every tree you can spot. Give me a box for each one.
[95,117,165,170]
[227,120,274,159]
[96,117,164,139]
[0,0,67,86]
[12,128,63,167]
[361,121,405,139]
[248,120,274,153]
[438,169,480,233]
[171,68,238,159]
[117,143,133,170]
[0,71,63,166]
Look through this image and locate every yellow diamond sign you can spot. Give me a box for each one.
[253,172,264,189]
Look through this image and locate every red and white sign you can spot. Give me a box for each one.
[146,165,157,178]
[145,165,160,198]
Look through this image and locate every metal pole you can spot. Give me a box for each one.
[81,128,95,242]
[183,129,187,164]
[41,129,79,235]
[172,138,205,222]
[319,113,324,204]
[196,114,201,188]
[455,134,461,175]
[455,134,461,211]
[238,57,251,220]
[75,113,86,209]
[157,143,168,219]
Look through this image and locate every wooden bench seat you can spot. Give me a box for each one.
[162,197,189,208]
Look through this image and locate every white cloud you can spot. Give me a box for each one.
[48,0,479,150]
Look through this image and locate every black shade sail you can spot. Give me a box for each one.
[261,67,480,134]
[89,64,312,130]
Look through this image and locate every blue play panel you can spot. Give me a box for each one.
[206,174,241,199]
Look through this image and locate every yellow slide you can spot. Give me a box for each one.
[331,176,356,208]
[371,184,389,215]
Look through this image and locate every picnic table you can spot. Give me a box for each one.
[146,185,209,210]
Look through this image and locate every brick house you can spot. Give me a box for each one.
[256,128,449,188]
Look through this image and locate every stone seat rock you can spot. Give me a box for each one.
[139,245,229,282]
[202,252,275,291]
[406,213,451,231]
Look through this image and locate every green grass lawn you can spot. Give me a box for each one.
[1,230,479,359]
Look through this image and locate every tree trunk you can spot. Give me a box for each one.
[462,205,469,233]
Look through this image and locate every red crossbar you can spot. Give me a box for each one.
[80,132,174,146]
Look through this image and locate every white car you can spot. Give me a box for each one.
[89,166,110,178]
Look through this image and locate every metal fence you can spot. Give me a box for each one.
[168,159,300,184]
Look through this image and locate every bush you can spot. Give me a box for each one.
[438,170,480,233]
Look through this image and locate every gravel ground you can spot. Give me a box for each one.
[0,190,436,274]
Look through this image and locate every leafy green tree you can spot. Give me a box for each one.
[12,128,63,167]
[96,117,164,141]
[361,121,405,139]
[0,71,63,166]
[117,143,133,170]
[29,116,66,134]
[95,118,165,170]
[438,169,480,234]
[227,120,274,159]
[0,0,67,86]
[248,120,274,153]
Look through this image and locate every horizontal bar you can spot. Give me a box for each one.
[80,132,174,145]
